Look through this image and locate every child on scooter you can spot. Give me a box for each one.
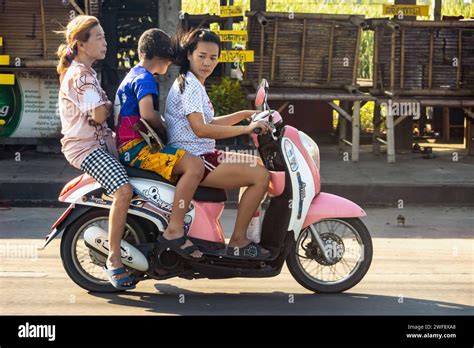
[115,28,204,260]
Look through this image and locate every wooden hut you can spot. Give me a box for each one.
[369,19,474,96]
[245,11,366,93]
[0,1,79,140]
[0,1,100,68]
[368,18,474,162]
[0,0,168,142]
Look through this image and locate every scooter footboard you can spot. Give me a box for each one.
[302,192,366,228]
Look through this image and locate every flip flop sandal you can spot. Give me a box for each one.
[157,234,204,261]
[102,266,136,290]
[226,242,272,260]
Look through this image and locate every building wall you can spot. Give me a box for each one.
[271,100,334,139]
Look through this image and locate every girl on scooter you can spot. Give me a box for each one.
[165,28,273,259]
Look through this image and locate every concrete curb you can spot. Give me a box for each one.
[1,182,473,207]
[323,184,474,206]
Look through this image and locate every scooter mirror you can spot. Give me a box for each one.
[255,79,269,108]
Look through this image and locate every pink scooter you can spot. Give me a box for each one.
[42,79,372,293]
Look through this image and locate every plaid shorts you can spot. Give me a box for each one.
[80,148,130,195]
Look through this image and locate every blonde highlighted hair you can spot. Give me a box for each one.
[56,15,100,76]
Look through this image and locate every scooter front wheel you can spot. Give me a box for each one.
[286,218,373,293]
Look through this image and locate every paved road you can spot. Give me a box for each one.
[0,206,472,315]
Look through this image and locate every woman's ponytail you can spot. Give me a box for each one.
[56,43,75,76]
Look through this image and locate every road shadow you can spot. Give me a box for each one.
[89,284,474,315]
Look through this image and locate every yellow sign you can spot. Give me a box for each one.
[383,4,429,17]
[219,50,254,63]
[0,38,14,85]
[217,30,248,42]
[0,74,14,85]
[0,55,10,65]
[220,5,243,17]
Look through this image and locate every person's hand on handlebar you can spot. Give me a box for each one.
[246,120,273,135]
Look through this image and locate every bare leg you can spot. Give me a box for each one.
[162,153,204,258]
[106,183,133,284]
[200,152,270,248]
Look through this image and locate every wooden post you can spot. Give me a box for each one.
[467,112,474,156]
[386,106,396,163]
[85,0,89,15]
[299,19,307,83]
[156,0,180,117]
[400,28,405,89]
[456,29,462,89]
[352,100,361,162]
[270,18,278,81]
[443,107,450,142]
[221,0,233,77]
[434,0,442,20]
[392,0,416,154]
[329,101,353,122]
[372,101,381,155]
[327,23,335,83]
[373,30,378,90]
[464,113,468,149]
[250,0,266,12]
[428,30,434,89]
[352,27,362,86]
[338,101,349,152]
[40,0,47,60]
[258,22,264,82]
[390,31,395,90]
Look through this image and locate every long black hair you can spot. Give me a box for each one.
[173,28,221,93]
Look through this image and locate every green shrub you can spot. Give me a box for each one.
[208,77,248,118]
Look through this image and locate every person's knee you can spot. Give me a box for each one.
[254,167,270,187]
[188,157,205,180]
[114,183,133,202]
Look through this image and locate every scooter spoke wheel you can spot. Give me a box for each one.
[60,209,147,292]
[287,218,373,293]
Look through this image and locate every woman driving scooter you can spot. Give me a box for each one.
[165,28,273,260]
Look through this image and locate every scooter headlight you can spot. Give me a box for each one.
[298,131,320,170]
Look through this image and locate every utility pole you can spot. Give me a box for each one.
[393,0,416,152]
[250,0,266,12]
[158,0,181,116]
[434,0,442,20]
[221,0,234,76]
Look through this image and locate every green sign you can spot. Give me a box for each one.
[0,79,22,138]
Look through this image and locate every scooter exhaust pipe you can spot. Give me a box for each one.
[83,226,149,271]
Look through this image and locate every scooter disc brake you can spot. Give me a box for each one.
[305,233,345,266]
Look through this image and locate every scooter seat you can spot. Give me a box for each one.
[125,166,227,203]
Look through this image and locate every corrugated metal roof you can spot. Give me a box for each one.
[0,1,71,67]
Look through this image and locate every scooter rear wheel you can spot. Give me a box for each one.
[286,218,373,293]
[60,208,148,293]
